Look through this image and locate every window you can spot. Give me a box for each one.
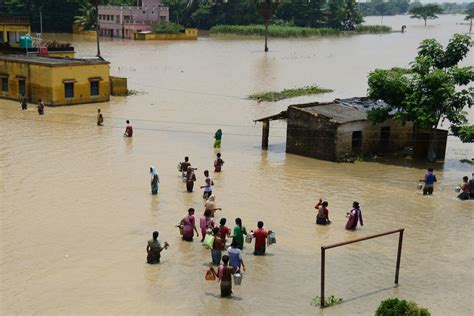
[1,77,8,92]
[18,79,25,96]
[111,15,114,21]
[352,131,362,154]
[64,82,74,98]
[90,81,99,96]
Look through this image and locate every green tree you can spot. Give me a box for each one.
[342,0,363,30]
[367,34,474,161]
[255,0,282,52]
[465,8,474,34]
[74,2,96,31]
[409,4,443,26]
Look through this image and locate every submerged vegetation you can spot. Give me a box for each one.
[375,298,431,316]
[152,22,185,34]
[249,85,333,102]
[210,24,391,38]
[311,295,343,307]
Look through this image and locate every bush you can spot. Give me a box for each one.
[209,24,391,38]
[153,22,184,34]
[451,124,474,143]
[375,298,431,316]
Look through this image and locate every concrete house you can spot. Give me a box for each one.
[256,98,448,161]
[0,55,110,105]
[98,0,169,38]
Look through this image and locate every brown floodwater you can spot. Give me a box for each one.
[1,15,473,315]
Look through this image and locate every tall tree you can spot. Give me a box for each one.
[409,4,443,26]
[255,0,282,52]
[367,34,474,161]
[465,8,474,34]
[74,2,96,31]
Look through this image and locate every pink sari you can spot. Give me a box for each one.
[182,215,195,241]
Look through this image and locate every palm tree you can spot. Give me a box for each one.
[74,2,96,31]
[255,0,282,52]
[465,9,474,34]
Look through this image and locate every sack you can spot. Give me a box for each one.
[267,231,276,246]
[245,234,253,243]
[205,269,216,281]
[203,234,215,249]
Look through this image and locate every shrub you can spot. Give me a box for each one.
[375,298,431,316]
[209,24,391,38]
[153,22,184,34]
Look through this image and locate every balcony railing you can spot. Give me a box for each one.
[0,16,30,25]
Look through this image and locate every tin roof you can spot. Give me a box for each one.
[293,97,391,124]
[0,55,109,66]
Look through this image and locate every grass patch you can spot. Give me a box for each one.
[210,24,391,38]
[311,295,343,307]
[249,85,333,102]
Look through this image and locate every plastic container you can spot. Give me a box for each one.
[233,273,242,286]
[417,183,423,190]
[19,35,32,49]
[455,187,461,193]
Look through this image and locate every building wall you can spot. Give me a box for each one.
[110,76,127,96]
[286,107,338,161]
[0,23,31,47]
[98,0,169,38]
[0,60,110,105]
[134,28,198,40]
[50,64,110,105]
[335,119,414,159]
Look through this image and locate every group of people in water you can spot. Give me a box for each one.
[19,97,44,115]
[420,167,474,200]
[144,135,278,298]
[314,199,364,230]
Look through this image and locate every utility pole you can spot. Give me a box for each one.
[39,7,43,40]
[91,0,102,58]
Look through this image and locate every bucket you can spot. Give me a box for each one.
[455,187,461,193]
[233,273,242,286]
[417,183,423,190]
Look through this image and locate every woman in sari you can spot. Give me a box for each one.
[186,166,196,192]
[150,166,160,195]
[345,201,364,230]
[231,218,247,250]
[214,129,223,148]
[315,198,330,225]
[200,209,215,242]
[146,231,169,264]
[181,208,199,241]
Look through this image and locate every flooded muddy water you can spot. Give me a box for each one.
[1,14,473,315]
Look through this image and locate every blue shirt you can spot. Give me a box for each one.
[425,172,437,185]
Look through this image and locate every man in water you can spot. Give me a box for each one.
[200,170,214,199]
[180,156,191,178]
[20,97,27,110]
[214,153,224,172]
[37,99,44,115]
[458,176,471,200]
[421,167,437,195]
[252,221,268,256]
[124,120,133,137]
[97,109,104,126]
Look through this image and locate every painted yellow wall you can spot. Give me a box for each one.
[110,76,128,96]
[46,51,76,58]
[50,64,110,106]
[134,28,198,41]
[0,60,110,105]
[0,24,31,47]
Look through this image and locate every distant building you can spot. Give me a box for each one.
[98,0,169,39]
[0,16,31,48]
[0,55,110,105]
[255,98,448,161]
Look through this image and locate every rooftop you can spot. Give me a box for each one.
[294,97,391,124]
[0,55,109,66]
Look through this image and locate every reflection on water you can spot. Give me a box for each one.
[1,15,473,315]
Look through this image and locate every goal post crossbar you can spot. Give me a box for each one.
[320,228,405,308]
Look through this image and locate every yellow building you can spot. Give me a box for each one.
[0,55,110,106]
[134,28,198,41]
[0,17,31,48]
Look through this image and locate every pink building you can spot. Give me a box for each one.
[98,0,169,38]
